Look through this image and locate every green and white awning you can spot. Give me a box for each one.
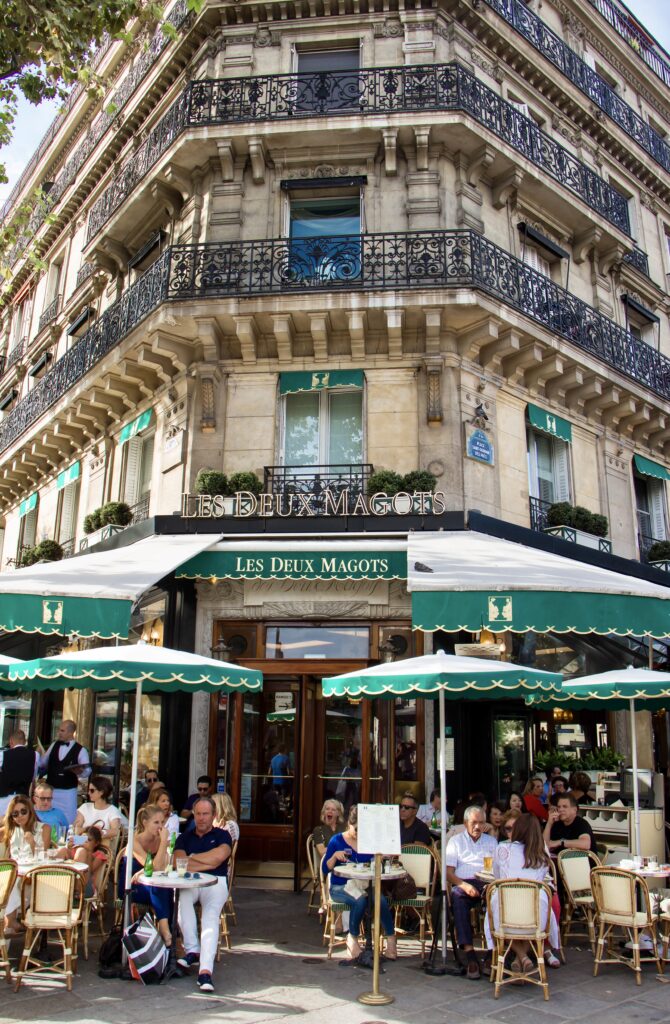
[527,667,670,711]
[6,643,262,693]
[119,408,153,445]
[57,461,80,490]
[177,539,407,581]
[323,651,562,699]
[19,492,38,517]
[267,709,296,723]
[409,531,670,637]
[527,403,572,443]
[0,534,221,638]
[279,370,364,395]
[633,454,670,481]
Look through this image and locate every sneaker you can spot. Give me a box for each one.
[177,951,200,969]
[198,972,214,992]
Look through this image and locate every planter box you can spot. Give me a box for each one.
[544,524,612,554]
[79,523,127,552]
[649,559,670,572]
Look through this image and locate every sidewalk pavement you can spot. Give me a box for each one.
[2,888,669,1024]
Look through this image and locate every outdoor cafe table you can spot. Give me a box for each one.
[17,858,88,875]
[333,862,407,968]
[137,870,217,982]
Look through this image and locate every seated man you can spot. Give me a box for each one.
[175,796,232,992]
[417,789,441,827]
[445,804,498,980]
[181,775,213,821]
[33,781,68,830]
[398,792,432,846]
[543,793,597,854]
[136,769,160,811]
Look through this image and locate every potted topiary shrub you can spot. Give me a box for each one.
[18,547,39,568]
[648,540,670,571]
[100,501,133,527]
[83,508,103,534]
[367,469,404,513]
[401,469,438,512]
[228,471,262,496]
[195,470,229,497]
[544,502,611,553]
[32,539,64,562]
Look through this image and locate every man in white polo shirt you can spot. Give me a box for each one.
[445,804,497,980]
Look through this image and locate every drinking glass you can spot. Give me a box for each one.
[483,855,494,873]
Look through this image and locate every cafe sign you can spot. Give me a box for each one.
[180,488,447,519]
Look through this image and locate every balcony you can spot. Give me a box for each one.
[482,0,670,173]
[5,339,25,374]
[38,295,61,334]
[2,230,670,459]
[530,497,612,553]
[129,494,151,524]
[529,496,551,533]
[75,263,96,289]
[622,248,650,277]
[86,61,630,243]
[264,464,373,515]
[588,0,670,88]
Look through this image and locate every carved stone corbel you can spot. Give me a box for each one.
[598,243,626,277]
[383,129,398,177]
[414,128,430,172]
[573,226,602,265]
[217,141,235,181]
[248,138,266,184]
[491,168,523,210]
[195,316,223,362]
[467,143,496,187]
[149,180,183,219]
[97,239,130,275]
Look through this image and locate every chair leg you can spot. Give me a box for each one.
[14,929,35,992]
[593,921,606,976]
[83,909,89,961]
[0,936,10,983]
[632,927,641,985]
[64,928,73,991]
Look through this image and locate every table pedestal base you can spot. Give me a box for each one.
[358,990,394,1006]
[161,889,183,984]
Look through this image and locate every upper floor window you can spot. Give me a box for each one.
[56,462,81,550]
[527,424,571,506]
[634,457,668,547]
[288,194,361,284]
[120,410,155,513]
[17,492,38,561]
[295,46,360,113]
[280,372,364,467]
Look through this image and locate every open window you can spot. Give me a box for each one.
[294,46,360,113]
[282,386,363,467]
[56,462,81,554]
[17,492,38,561]
[122,432,155,516]
[287,190,362,285]
[622,293,659,345]
[633,456,668,556]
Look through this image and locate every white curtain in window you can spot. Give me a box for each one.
[58,483,79,544]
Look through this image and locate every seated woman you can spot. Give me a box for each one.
[498,809,521,843]
[213,793,240,843]
[485,813,561,973]
[568,771,593,805]
[505,792,524,814]
[1,795,51,934]
[56,825,108,896]
[118,806,173,946]
[312,799,344,859]
[521,778,548,822]
[146,787,180,837]
[74,776,123,842]
[487,801,506,840]
[323,804,397,961]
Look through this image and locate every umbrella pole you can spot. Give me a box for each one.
[439,686,447,965]
[629,697,642,857]
[122,680,143,962]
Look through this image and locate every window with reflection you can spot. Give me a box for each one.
[0,694,31,746]
[239,686,296,824]
[265,624,369,659]
[91,691,162,797]
[321,698,363,813]
[394,698,417,781]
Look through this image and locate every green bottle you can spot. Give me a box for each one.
[431,811,438,829]
[51,825,58,846]
[145,852,154,878]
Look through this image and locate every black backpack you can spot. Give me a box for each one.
[98,924,123,978]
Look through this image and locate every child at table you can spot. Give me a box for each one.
[56,825,108,896]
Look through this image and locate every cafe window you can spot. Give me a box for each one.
[265,624,369,659]
[527,429,571,505]
[91,690,162,798]
[283,387,363,466]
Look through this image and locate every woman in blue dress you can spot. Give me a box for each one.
[323,804,397,960]
[119,806,173,945]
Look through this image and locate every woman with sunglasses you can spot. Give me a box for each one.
[0,795,51,934]
[73,775,123,841]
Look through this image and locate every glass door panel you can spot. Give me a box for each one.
[239,682,296,825]
[318,697,363,814]
[493,716,531,799]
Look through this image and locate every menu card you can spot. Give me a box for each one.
[357,804,401,855]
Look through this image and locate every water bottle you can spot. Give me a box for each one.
[34,830,44,861]
[431,811,438,829]
[145,851,154,878]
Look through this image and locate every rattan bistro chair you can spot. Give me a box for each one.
[14,866,84,991]
[557,849,600,955]
[389,844,440,957]
[0,860,17,983]
[591,866,662,984]
[217,840,238,960]
[319,855,349,958]
[305,834,322,915]
[82,851,113,960]
[486,879,553,1001]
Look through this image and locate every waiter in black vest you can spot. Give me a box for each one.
[0,731,39,817]
[38,720,90,825]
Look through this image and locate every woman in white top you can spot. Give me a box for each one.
[213,792,240,843]
[74,775,122,840]
[485,812,560,972]
[1,795,51,932]
[146,787,180,836]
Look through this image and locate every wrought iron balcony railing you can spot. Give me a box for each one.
[60,538,75,558]
[86,61,630,243]
[75,263,96,289]
[4,0,192,269]
[588,0,670,88]
[1,229,668,459]
[638,532,665,563]
[5,339,25,373]
[130,494,151,524]
[482,0,670,174]
[529,496,552,533]
[622,248,650,277]
[38,295,61,333]
[264,464,373,515]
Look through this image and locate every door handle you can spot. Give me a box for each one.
[303,774,310,780]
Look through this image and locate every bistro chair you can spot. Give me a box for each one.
[305,834,322,915]
[0,860,17,983]
[486,878,553,1001]
[14,866,84,991]
[591,866,662,984]
[216,840,238,960]
[557,849,600,956]
[544,857,565,964]
[389,843,440,957]
[82,851,113,960]
[319,856,349,958]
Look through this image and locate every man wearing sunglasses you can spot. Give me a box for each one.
[0,731,39,817]
[398,793,432,846]
[136,769,161,811]
[181,775,214,822]
[33,782,68,829]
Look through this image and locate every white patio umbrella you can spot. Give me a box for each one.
[7,644,262,926]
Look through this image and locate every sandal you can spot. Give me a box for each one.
[520,955,534,974]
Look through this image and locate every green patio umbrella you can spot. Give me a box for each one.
[7,643,262,934]
[0,654,21,681]
[324,651,563,978]
[527,667,670,856]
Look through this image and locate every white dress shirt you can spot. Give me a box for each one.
[445,829,498,879]
[0,745,39,776]
[38,740,91,779]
